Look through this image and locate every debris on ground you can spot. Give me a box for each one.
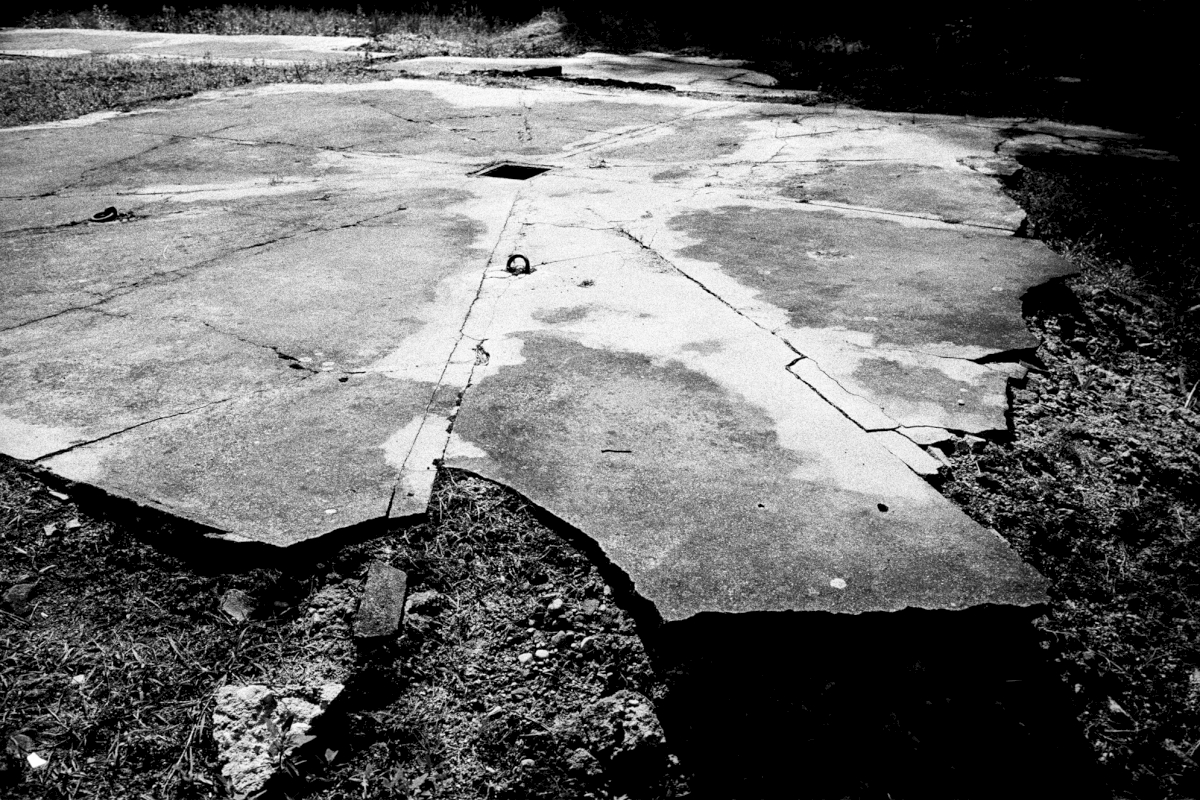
[212,682,344,796]
[352,561,408,641]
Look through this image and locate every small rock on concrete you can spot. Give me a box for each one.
[353,562,407,641]
[212,683,343,798]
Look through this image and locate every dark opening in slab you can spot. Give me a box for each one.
[476,163,551,180]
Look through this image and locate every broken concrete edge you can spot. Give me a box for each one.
[376,64,828,105]
[0,452,425,573]
[441,466,669,627]
[3,449,1049,623]
[438,468,1050,623]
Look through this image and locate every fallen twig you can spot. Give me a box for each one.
[1184,379,1199,410]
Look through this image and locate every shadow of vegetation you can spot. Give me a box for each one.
[645,605,1109,799]
[563,1,1194,152]
[1002,149,1198,376]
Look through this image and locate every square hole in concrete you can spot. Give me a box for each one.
[476,163,551,180]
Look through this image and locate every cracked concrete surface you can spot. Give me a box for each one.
[1,43,1163,618]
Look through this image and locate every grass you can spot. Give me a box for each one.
[10,5,577,59]
[0,55,384,128]
[0,461,312,798]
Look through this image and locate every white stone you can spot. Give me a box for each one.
[212,683,343,797]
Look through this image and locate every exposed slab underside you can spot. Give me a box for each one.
[2,61,1156,619]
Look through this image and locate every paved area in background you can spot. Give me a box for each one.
[1,31,1164,620]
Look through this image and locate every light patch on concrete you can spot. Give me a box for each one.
[898,426,954,446]
[380,416,425,471]
[445,432,489,460]
[454,223,941,502]
[37,442,106,483]
[0,415,82,461]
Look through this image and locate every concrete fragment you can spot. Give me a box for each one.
[352,562,407,641]
[871,431,945,477]
[212,683,342,798]
[566,746,604,777]
[898,426,954,446]
[564,690,667,776]
[404,589,446,616]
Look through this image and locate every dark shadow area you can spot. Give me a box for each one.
[478,163,552,180]
[562,1,1195,153]
[647,605,1108,800]
[8,3,1193,150]
[505,480,1108,798]
[1002,150,1198,376]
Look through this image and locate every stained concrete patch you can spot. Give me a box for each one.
[656,203,1071,433]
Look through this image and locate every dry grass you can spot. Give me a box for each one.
[0,55,383,129]
[0,460,298,798]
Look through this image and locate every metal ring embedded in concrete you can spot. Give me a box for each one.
[506,254,532,275]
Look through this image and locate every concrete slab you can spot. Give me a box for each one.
[383,51,794,98]
[1,51,1147,618]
